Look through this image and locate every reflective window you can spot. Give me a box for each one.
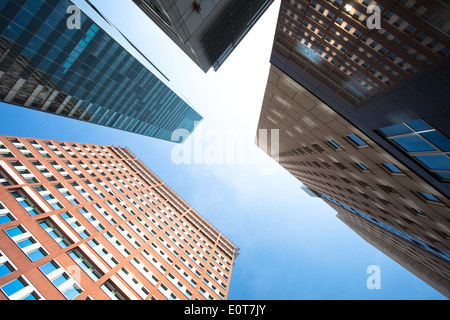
[379,123,413,136]
[327,140,342,150]
[379,119,450,181]
[355,162,369,171]
[392,136,436,152]
[39,260,84,300]
[347,134,367,147]
[382,163,403,174]
[419,192,441,203]
[421,131,450,152]
[5,225,48,262]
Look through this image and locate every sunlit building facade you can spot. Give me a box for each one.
[0,135,238,300]
[0,0,202,142]
[132,0,274,72]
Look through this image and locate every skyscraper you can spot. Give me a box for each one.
[0,0,203,143]
[132,0,275,72]
[0,134,238,300]
[256,0,450,298]
[270,0,450,197]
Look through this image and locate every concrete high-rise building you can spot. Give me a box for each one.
[0,0,203,143]
[0,135,238,300]
[256,0,450,298]
[257,65,450,298]
[132,0,274,72]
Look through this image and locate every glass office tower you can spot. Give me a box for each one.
[132,0,274,72]
[0,0,203,142]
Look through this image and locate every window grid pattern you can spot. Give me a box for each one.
[0,135,236,300]
[379,119,450,181]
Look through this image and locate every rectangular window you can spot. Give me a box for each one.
[0,201,16,225]
[87,238,119,268]
[33,185,64,210]
[0,168,14,186]
[10,190,42,216]
[327,140,342,150]
[9,161,38,183]
[0,275,43,300]
[100,280,127,300]
[379,119,450,181]
[347,134,368,147]
[5,225,48,262]
[60,212,90,239]
[382,163,403,174]
[0,250,17,279]
[0,141,15,158]
[31,161,57,181]
[418,192,441,203]
[53,183,80,206]
[355,162,369,171]
[8,138,35,158]
[68,249,104,282]
[39,219,73,248]
[39,260,84,300]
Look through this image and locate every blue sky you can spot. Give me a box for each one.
[0,0,447,300]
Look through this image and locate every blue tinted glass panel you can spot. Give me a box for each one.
[419,192,440,202]
[383,163,403,173]
[414,155,450,170]
[28,209,39,216]
[406,119,433,132]
[28,249,46,262]
[39,261,58,275]
[0,215,13,225]
[63,285,82,300]
[328,140,341,149]
[356,163,368,170]
[392,136,436,152]
[0,263,13,278]
[6,226,24,238]
[379,123,413,136]
[52,273,69,287]
[52,203,63,210]
[436,172,450,180]
[348,134,367,146]
[17,238,34,249]
[421,131,450,152]
[60,213,70,220]
[1,278,26,296]
[19,200,29,208]
[22,292,38,300]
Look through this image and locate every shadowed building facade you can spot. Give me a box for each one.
[0,135,238,300]
[132,0,274,72]
[0,0,203,142]
[256,0,450,298]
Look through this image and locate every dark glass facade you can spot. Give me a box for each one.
[201,0,275,71]
[0,0,203,142]
[132,0,274,72]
